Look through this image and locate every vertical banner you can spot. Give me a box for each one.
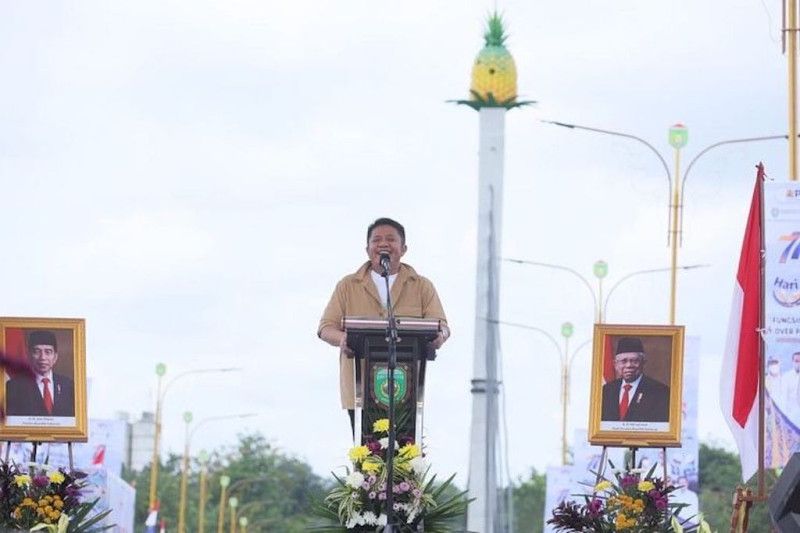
[2,418,127,475]
[764,181,800,467]
[542,465,572,533]
[570,428,623,494]
[636,336,699,525]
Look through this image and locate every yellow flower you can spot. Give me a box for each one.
[14,474,32,487]
[398,443,421,460]
[373,418,390,433]
[614,513,636,530]
[594,480,612,492]
[348,445,370,463]
[361,460,382,474]
[637,480,655,492]
[47,471,65,484]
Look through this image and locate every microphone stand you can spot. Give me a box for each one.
[381,259,398,532]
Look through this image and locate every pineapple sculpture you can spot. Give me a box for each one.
[455,12,532,110]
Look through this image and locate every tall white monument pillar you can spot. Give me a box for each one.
[454,13,531,532]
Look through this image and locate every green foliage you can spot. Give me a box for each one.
[512,468,546,533]
[697,443,777,532]
[122,432,329,532]
[483,11,508,47]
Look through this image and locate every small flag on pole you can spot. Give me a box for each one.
[144,503,159,533]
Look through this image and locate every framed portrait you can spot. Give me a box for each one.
[0,317,87,442]
[588,324,684,447]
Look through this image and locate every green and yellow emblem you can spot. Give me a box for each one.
[373,366,409,407]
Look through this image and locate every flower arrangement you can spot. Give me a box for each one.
[314,418,470,532]
[0,462,112,532]
[547,465,711,533]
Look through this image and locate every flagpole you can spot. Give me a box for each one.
[788,0,799,180]
[757,163,766,500]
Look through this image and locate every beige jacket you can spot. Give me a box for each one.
[318,261,448,409]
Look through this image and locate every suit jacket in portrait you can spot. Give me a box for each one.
[601,375,669,422]
[5,373,75,417]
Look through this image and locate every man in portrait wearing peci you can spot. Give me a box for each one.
[5,330,75,417]
[600,337,669,423]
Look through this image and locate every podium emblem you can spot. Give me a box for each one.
[373,365,409,407]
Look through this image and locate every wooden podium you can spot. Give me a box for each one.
[343,316,441,446]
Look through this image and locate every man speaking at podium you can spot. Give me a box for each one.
[318,217,450,428]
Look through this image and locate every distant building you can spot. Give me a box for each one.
[117,411,155,472]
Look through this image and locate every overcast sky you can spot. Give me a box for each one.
[0,1,790,485]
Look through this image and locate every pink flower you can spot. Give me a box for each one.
[587,498,603,517]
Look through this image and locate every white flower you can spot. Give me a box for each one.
[377,514,388,526]
[409,456,428,475]
[345,514,359,529]
[362,511,378,525]
[345,471,365,489]
[379,437,398,450]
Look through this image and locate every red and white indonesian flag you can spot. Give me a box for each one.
[720,168,763,482]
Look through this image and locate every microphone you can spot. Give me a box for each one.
[379,252,391,276]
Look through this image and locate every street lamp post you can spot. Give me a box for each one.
[178,411,193,533]
[217,475,230,533]
[492,319,590,464]
[178,413,256,533]
[543,119,791,323]
[148,364,241,510]
[238,516,248,533]
[560,322,574,465]
[593,260,609,323]
[503,258,608,323]
[503,258,604,322]
[667,124,688,324]
[228,497,239,533]
[602,264,709,320]
[504,258,709,323]
[197,450,209,533]
[147,363,167,510]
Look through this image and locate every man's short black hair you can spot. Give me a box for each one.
[367,217,406,245]
[28,330,57,351]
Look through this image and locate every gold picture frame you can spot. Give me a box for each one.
[0,317,87,442]
[588,323,684,447]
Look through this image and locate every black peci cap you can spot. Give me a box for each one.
[28,330,57,351]
[615,337,644,355]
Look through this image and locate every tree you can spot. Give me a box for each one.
[698,443,776,532]
[122,432,329,532]
[512,468,546,532]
